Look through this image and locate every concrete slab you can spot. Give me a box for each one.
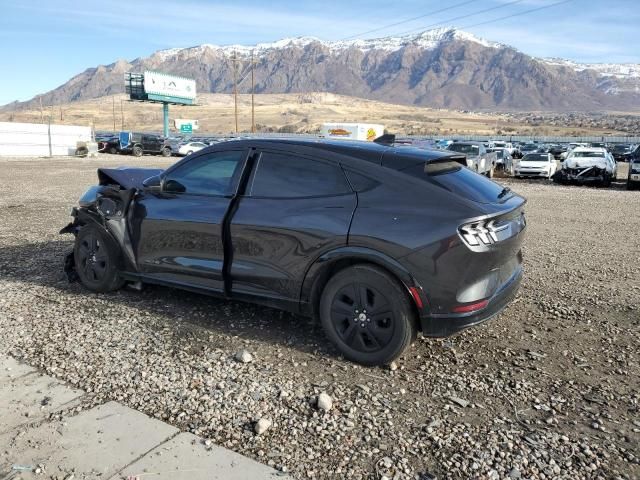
[114,432,285,480]
[0,372,84,433]
[0,356,37,381]
[0,401,178,479]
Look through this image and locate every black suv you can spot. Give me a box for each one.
[121,133,172,157]
[61,139,526,365]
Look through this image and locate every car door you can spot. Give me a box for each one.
[131,148,249,291]
[229,149,357,306]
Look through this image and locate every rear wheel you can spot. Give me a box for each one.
[132,145,143,157]
[108,146,118,154]
[74,224,124,293]
[319,265,416,366]
[161,146,171,157]
[487,165,495,178]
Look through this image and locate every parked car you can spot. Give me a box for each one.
[119,132,172,157]
[60,139,526,366]
[446,141,498,177]
[511,153,557,179]
[628,157,640,190]
[520,143,540,155]
[554,147,617,186]
[178,142,208,156]
[611,144,634,162]
[488,148,512,170]
[490,141,515,155]
[97,136,120,154]
[547,144,567,160]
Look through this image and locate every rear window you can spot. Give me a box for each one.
[447,143,479,155]
[404,161,507,203]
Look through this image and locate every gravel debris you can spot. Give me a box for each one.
[234,349,253,363]
[0,156,638,479]
[316,392,333,412]
[254,418,272,435]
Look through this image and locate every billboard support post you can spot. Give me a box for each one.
[162,102,169,138]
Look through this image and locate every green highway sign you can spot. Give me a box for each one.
[180,124,193,133]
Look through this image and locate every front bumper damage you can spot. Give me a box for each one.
[59,186,139,282]
[553,166,613,186]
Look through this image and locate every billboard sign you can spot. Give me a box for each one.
[320,123,384,141]
[143,71,196,104]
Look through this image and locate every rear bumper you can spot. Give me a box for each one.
[419,264,522,337]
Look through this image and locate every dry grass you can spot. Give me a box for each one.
[0,92,632,136]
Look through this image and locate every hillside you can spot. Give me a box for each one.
[1,92,634,137]
[3,28,640,113]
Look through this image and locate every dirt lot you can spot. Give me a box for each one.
[0,154,638,480]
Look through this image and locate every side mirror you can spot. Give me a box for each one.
[142,174,162,192]
[163,179,186,193]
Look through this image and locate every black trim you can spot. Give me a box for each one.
[221,148,258,297]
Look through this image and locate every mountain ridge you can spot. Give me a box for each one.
[4,27,640,112]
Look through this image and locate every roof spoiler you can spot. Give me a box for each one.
[374,134,395,145]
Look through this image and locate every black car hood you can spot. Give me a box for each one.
[97,167,164,189]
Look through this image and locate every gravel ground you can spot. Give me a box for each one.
[0,154,638,480]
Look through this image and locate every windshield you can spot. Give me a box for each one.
[569,151,605,158]
[448,144,479,155]
[523,154,549,162]
[612,145,629,152]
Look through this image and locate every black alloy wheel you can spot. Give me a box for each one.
[320,265,416,366]
[74,224,124,292]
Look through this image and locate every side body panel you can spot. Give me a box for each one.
[131,192,229,290]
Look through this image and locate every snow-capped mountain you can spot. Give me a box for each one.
[4,28,640,111]
[154,27,504,58]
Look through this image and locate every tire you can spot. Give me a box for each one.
[319,264,417,366]
[487,165,495,178]
[108,146,118,155]
[132,145,143,157]
[161,147,171,157]
[74,224,124,293]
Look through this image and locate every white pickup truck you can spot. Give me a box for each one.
[447,141,498,178]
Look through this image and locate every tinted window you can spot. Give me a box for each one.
[448,144,479,155]
[250,152,350,198]
[404,161,507,204]
[164,150,244,195]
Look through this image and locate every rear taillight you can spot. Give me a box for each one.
[459,212,526,249]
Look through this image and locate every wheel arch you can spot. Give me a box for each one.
[299,246,426,324]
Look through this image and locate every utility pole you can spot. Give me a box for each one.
[251,52,256,133]
[39,96,44,123]
[112,96,116,132]
[232,51,239,133]
[120,99,124,130]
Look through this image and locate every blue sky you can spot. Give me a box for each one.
[1,0,637,105]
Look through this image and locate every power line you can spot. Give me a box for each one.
[393,0,526,37]
[461,0,574,29]
[342,0,476,40]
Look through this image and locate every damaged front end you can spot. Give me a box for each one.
[553,165,613,186]
[60,167,163,282]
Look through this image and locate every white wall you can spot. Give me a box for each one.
[0,122,92,156]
